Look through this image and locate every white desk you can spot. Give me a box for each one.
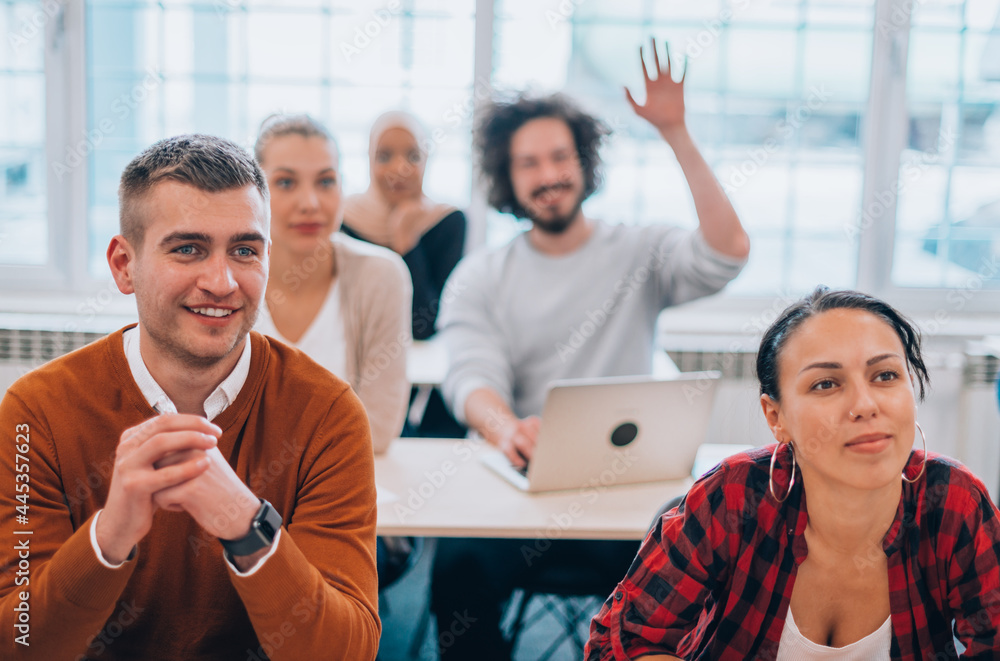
[375,437,698,540]
[407,339,448,386]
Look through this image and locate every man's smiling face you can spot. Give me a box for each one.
[115,179,269,369]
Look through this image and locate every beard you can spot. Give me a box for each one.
[523,183,586,235]
[139,300,259,371]
[147,318,252,369]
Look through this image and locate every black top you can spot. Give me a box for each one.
[343,209,466,340]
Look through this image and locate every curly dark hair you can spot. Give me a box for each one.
[756,286,930,402]
[475,93,611,218]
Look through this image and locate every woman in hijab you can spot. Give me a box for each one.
[343,111,466,342]
[344,111,468,437]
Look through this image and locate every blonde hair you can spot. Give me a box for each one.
[254,113,337,164]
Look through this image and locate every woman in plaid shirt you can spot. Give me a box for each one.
[586,288,1000,660]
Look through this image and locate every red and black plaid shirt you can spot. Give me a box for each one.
[586,445,1000,660]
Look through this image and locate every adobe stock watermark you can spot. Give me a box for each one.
[52,67,164,182]
[742,289,801,336]
[874,0,961,37]
[67,277,120,330]
[359,276,467,388]
[437,610,479,656]
[442,75,492,131]
[75,600,145,660]
[684,0,758,60]
[187,440,304,556]
[364,74,493,177]
[852,482,949,572]
[670,290,801,403]
[351,74,490,225]
[340,0,403,63]
[555,238,673,363]
[211,0,249,20]
[843,126,956,246]
[545,0,585,28]
[6,0,60,53]
[920,253,1000,337]
[244,588,361,661]
[65,453,115,509]
[722,84,832,195]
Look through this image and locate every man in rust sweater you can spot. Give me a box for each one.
[0,135,379,660]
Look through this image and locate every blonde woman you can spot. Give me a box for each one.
[254,114,411,453]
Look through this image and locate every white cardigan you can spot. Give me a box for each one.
[259,233,413,453]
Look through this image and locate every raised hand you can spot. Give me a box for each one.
[625,37,687,134]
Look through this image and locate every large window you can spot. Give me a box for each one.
[495,0,875,295]
[893,0,1000,290]
[4,0,1000,313]
[85,0,476,276]
[0,0,48,267]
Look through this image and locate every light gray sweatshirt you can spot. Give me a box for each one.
[438,221,746,423]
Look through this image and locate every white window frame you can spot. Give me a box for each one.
[858,0,999,316]
[2,0,91,301]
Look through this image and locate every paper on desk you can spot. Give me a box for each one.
[376,484,399,506]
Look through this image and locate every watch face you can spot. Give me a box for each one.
[220,499,282,557]
[256,499,282,542]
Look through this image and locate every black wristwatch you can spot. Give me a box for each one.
[219,498,282,558]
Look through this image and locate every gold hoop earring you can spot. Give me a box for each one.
[902,422,927,484]
[769,442,796,503]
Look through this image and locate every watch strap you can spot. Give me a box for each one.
[219,499,282,558]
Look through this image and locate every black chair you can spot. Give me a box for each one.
[501,557,619,661]
[648,494,686,534]
[500,493,688,661]
[377,536,423,613]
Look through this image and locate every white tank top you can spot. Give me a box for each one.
[255,280,346,378]
[776,608,892,660]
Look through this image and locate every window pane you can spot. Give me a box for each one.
[0,1,48,267]
[893,0,1000,289]
[85,0,476,277]
[493,0,874,295]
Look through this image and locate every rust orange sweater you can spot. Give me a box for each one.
[0,328,379,660]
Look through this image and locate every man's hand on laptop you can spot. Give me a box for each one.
[497,416,540,469]
[96,414,219,564]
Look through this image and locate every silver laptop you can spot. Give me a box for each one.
[480,371,721,492]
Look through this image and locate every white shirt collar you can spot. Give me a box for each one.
[122,326,253,421]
